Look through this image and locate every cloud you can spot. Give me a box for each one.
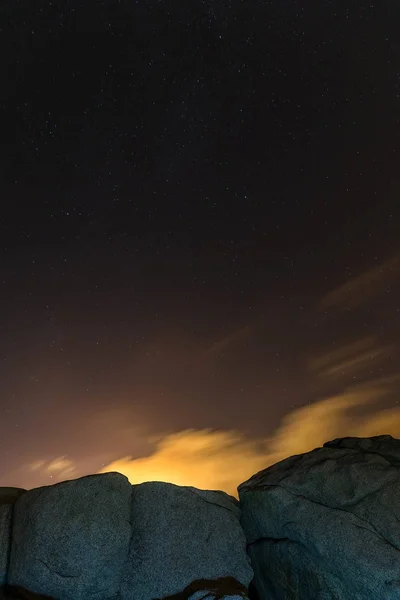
[199,315,267,362]
[28,456,78,481]
[8,252,400,497]
[13,329,400,497]
[98,429,270,499]
[309,337,376,373]
[309,336,394,382]
[98,378,400,499]
[13,377,400,497]
[319,254,400,313]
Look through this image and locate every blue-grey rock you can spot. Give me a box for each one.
[238,434,400,600]
[119,482,253,600]
[0,488,27,586]
[0,505,12,587]
[8,473,132,600]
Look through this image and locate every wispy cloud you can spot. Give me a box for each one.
[319,254,400,312]
[200,316,266,362]
[29,456,77,480]
[309,336,394,381]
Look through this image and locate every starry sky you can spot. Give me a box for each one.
[1,1,400,497]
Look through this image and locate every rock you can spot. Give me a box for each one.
[0,585,56,599]
[0,489,27,586]
[153,575,250,599]
[119,482,253,600]
[0,490,27,506]
[8,473,132,600]
[2,435,400,599]
[238,434,400,600]
[0,506,12,587]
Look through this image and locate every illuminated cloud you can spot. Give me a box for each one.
[319,254,400,313]
[12,318,400,496]
[201,324,254,360]
[28,455,77,481]
[309,336,394,382]
[29,460,46,471]
[11,374,400,497]
[200,314,268,362]
[98,379,400,499]
[310,337,376,373]
[99,428,269,499]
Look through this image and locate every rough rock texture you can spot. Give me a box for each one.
[2,435,400,599]
[119,482,253,600]
[238,434,400,600]
[8,473,132,600]
[0,506,13,587]
[0,489,27,586]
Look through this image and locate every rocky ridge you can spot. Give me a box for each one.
[1,435,399,599]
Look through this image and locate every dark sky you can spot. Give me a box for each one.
[1,1,400,495]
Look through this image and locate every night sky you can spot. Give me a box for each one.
[1,1,400,497]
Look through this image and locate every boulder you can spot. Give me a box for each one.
[0,490,27,506]
[0,489,27,586]
[0,506,12,587]
[7,473,132,600]
[238,434,400,600]
[0,585,56,599]
[119,482,253,600]
[3,435,400,599]
[153,575,250,599]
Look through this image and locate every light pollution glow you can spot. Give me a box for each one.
[5,255,400,498]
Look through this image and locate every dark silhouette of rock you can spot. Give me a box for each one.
[0,489,27,587]
[239,434,400,600]
[0,584,56,600]
[0,490,27,506]
[153,575,249,599]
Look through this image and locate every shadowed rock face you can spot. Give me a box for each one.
[239,434,400,600]
[0,489,28,588]
[0,490,27,506]
[153,575,249,599]
[0,585,56,600]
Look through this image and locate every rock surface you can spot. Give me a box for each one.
[1,435,400,599]
[0,585,56,599]
[0,490,27,506]
[0,489,27,586]
[0,506,12,587]
[8,473,132,600]
[119,482,253,600]
[238,434,400,600]
[153,575,249,599]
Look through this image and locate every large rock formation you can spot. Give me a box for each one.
[0,488,27,588]
[0,475,252,600]
[118,482,252,600]
[7,473,132,600]
[239,434,400,600]
[0,435,400,599]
